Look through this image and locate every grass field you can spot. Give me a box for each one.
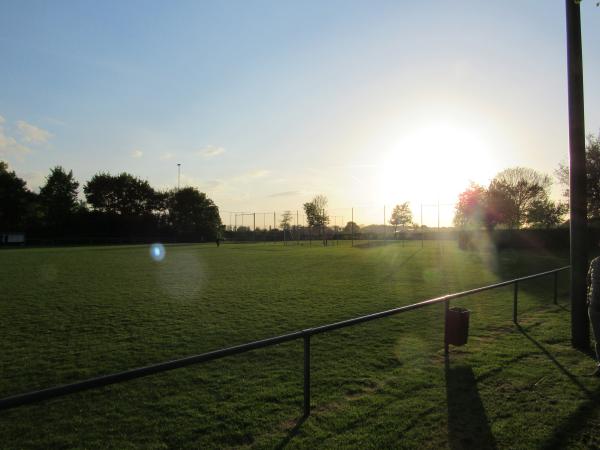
[1,240,599,449]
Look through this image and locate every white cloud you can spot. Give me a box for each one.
[246,169,270,179]
[160,152,174,160]
[16,120,52,144]
[0,126,31,157]
[178,173,226,192]
[268,190,303,198]
[197,145,225,159]
[131,149,143,158]
[0,115,5,124]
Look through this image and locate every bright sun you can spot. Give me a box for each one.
[376,121,498,206]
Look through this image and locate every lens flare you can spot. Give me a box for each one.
[150,243,166,262]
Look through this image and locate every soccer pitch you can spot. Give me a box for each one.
[2,241,598,449]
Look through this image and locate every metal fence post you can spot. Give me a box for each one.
[444,300,450,355]
[554,271,558,305]
[303,335,311,417]
[513,281,519,324]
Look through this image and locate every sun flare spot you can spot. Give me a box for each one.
[377,121,498,205]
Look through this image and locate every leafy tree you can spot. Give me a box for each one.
[0,161,37,230]
[280,210,293,230]
[556,133,600,219]
[84,172,157,216]
[454,183,486,228]
[344,221,360,234]
[488,167,551,229]
[526,198,568,229]
[389,202,412,236]
[303,195,329,229]
[39,166,80,229]
[167,187,221,239]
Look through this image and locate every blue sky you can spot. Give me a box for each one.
[1,1,599,226]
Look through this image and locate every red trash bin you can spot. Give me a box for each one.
[445,307,470,346]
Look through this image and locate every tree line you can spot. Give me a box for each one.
[454,132,600,230]
[0,162,222,242]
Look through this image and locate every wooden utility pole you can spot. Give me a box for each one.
[566,0,589,349]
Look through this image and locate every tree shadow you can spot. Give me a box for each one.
[275,415,307,449]
[445,357,497,449]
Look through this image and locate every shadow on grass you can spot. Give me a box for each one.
[516,325,594,397]
[445,357,497,449]
[275,415,307,450]
[516,325,600,449]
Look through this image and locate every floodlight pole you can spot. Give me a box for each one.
[351,207,354,247]
[566,0,589,349]
[383,205,386,242]
[420,203,424,248]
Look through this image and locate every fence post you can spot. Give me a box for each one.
[444,300,450,355]
[303,335,311,417]
[513,281,519,324]
[554,272,558,305]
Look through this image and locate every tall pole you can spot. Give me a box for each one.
[421,203,424,248]
[437,199,441,249]
[177,163,181,190]
[351,207,354,247]
[322,208,326,246]
[383,205,386,241]
[566,0,589,349]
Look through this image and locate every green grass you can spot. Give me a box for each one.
[0,240,597,449]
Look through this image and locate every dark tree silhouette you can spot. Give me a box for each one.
[488,167,551,229]
[39,166,80,230]
[84,172,157,216]
[167,187,221,239]
[344,221,360,234]
[0,161,37,231]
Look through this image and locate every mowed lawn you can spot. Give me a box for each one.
[1,241,599,449]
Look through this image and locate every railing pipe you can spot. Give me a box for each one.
[513,281,519,324]
[0,266,569,412]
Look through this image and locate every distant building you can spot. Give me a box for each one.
[0,232,26,245]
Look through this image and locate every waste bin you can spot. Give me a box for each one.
[445,307,470,346]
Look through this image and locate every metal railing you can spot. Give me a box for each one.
[0,266,570,417]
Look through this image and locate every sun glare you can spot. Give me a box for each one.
[377,121,497,206]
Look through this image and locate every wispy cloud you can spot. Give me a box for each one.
[0,119,31,157]
[268,190,302,198]
[131,149,143,158]
[178,173,226,192]
[16,120,52,144]
[246,169,270,179]
[197,145,225,159]
[160,152,174,160]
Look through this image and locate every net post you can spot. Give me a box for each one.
[303,335,311,418]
